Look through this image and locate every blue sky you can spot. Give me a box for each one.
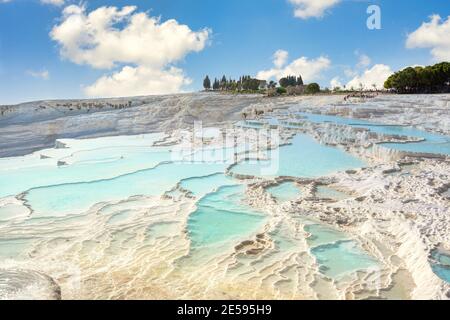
[0,0,449,104]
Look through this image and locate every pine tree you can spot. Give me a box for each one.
[203,75,211,90]
[213,78,219,90]
[220,75,227,90]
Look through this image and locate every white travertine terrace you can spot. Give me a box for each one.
[0,93,449,299]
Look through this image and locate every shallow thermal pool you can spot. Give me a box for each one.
[298,112,450,155]
[180,173,237,197]
[231,134,365,178]
[316,186,350,200]
[188,184,266,247]
[430,249,450,283]
[24,162,227,217]
[0,129,389,298]
[305,224,379,279]
[266,182,302,202]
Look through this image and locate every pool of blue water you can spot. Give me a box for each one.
[316,186,349,200]
[430,249,450,283]
[187,185,266,247]
[25,162,227,217]
[180,173,237,197]
[298,112,450,155]
[231,134,365,178]
[305,224,379,278]
[266,182,301,202]
[0,149,172,197]
[311,240,378,278]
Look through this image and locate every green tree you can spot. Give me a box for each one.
[203,75,211,90]
[248,78,260,91]
[212,78,219,90]
[279,75,302,88]
[305,83,320,94]
[384,62,450,93]
[279,77,289,88]
[220,75,227,90]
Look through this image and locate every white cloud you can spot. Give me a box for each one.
[288,0,341,19]
[51,5,210,69]
[346,64,393,90]
[273,50,289,68]
[406,15,450,61]
[27,69,50,80]
[356,53,371,68]
[343,51,371,77]
[335,51,375,89]
[41,0,64,6]
[330,51,393,91]
[1,0,64,4]
[344,68,357,78]
[330,77,342,89]
[257,50,331,83]
[84,66,191,98]
[50,5,210,97]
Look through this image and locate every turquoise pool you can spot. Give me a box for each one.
[188,185,266,247]
[298,112,450,155]
[306,224,378,279]
[231,134,365,178]
[266,182,301,202]
[430,249,450,283]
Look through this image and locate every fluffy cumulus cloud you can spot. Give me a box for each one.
[273,50,289,69]
[27,69,50,80]
[329,51,392,90]
[346,64,393,90]
[84,66,191,98]
[50,5,210,97]
[406,15,450,61]
[343,51,371,78]
[257,50,331,83]
[330,77,342,89]
[288,0,341,19]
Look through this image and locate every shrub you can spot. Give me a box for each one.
[276,87,287,95]
[305,83,320,94]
